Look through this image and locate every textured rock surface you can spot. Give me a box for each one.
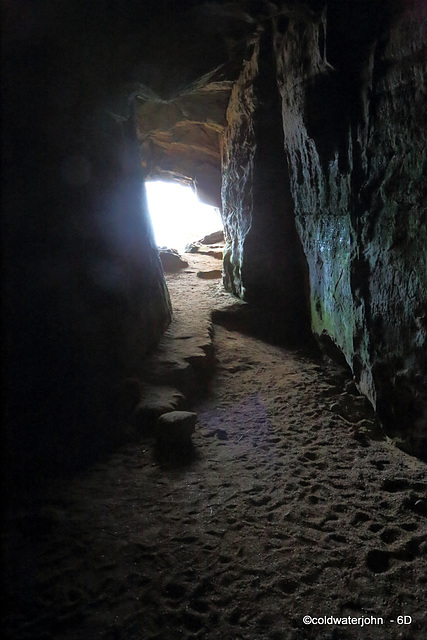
[274,0,427,454]
[221,24,311,340]
[2,0,426,490]
[197,270,223,280]
[133,385,186,431]
[159,249,189,273]
[133,2,261,207]
[185,242,224,259]
[140,252,232,402]
[156,411,198,443]
[199,230,224,245]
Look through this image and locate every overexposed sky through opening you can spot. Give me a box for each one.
[145,181,223,253]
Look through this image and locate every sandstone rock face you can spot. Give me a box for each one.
[136,86,227,208]
[185,242,224,259]
[133,386,186,430]
[274,1,427,454]
[132,3,259,208]
[159,249,189,273]
[199,230,224,245]
[221,24,311,339]
[197,270,223,280]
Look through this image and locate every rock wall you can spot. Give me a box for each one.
[221,25,311,341]
[274,0,427,455]
[136,83,230,209]
[2,10,171,487]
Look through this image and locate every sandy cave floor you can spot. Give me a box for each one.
[2,253,427,640]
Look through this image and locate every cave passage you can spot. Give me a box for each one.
[2,1,427,637]
[145,180,223,253]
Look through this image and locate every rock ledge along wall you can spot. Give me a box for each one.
[221,22,311,342]
[2,10,172,489]
[274,0,427,456]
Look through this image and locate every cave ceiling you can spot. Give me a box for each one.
[127,0,323,204]
[132,1,265,203]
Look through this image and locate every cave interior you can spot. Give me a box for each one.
[2,0,427,492]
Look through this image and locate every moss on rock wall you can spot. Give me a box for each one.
[275,0,427,455]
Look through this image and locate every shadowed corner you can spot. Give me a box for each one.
[211,303,320,354]
[153,438,199,468]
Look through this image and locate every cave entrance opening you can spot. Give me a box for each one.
[145,180,223,254]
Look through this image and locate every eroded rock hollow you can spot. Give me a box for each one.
[2,0,426,488]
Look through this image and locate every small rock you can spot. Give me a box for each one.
[133,386,185,428]
[157,411,197,443]
[199,230,224,245]
[197,270,222,279]
[159,249,188,272]
[158,246,179,253]
[148,359,195,396]
[184,242,202,253]
[205,249,223,259]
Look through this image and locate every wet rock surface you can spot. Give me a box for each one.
[274,2,427,455]
[218,2,426,457]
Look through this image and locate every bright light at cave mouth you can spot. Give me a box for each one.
[145,181,223,254]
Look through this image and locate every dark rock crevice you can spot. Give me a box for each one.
[221,22,311,341]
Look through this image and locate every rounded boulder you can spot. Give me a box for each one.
[156,411,197,443]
